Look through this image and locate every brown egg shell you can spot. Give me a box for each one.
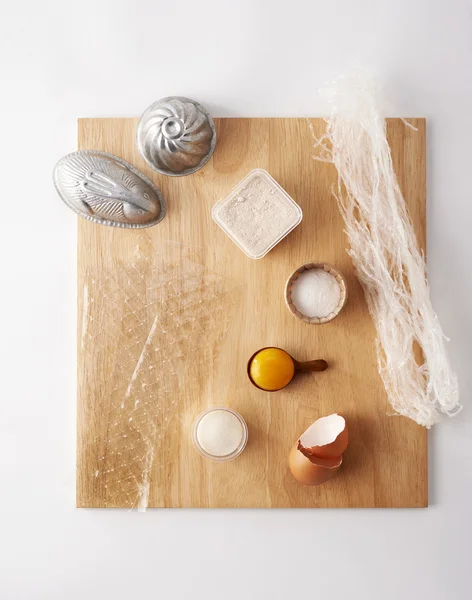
[288,444,342,486]
[298,414,348,459]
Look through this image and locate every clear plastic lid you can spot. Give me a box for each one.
[212,169,303,259]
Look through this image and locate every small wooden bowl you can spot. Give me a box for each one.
[284,262,347,324]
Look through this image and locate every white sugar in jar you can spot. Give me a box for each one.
[285,263,347,324]
[193,408,248,462]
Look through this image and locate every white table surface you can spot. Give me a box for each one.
[1,1,471,598]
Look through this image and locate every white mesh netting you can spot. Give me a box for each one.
[80,243,234,508]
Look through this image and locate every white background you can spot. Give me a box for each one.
[1,0,471,598]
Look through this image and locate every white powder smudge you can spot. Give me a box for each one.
[291,269,341,318]
[137,447,154,512]
[81,284,89,350]
[122,315,159,407]
[137,482,150,512]
[122,317,159,511]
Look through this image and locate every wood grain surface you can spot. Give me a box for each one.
[77,117,427,508]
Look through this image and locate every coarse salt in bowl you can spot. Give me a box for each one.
[285,263,348,324]
[212,169,303,259]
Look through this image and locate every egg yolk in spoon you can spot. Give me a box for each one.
[249,348,295,391]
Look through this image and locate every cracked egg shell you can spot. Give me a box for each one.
[288,445,342,486]
[298,413,348,459]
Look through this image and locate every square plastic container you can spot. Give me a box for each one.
[212,169,303,259]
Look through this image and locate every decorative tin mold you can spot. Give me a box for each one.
[136,96,216,177]
[53,150,166,228]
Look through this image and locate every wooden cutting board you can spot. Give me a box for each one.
[77,117,427,508]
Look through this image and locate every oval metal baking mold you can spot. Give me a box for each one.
[53,150,166,229]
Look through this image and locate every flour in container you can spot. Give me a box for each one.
[212,169,302,259]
